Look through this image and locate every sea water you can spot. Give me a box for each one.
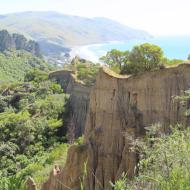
[73,36,190,62]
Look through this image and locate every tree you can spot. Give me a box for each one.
[128,43,164,73]
[130,43,163,70]
[100,49,129,71]
[100,44,164,75]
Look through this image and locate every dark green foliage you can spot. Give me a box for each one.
[127,43,164,73]
[0,69,69,187]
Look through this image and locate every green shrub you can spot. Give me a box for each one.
[0,68,69,187]
[110,173,128,190]
[65,58,100,86]
[0,175,27,190]
[113,125,190,190]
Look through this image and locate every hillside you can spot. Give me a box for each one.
[0,50,50,82]
[0,11,151,55]
[0,30,54,82]
[0,69,69,189]
[1,41,190,190]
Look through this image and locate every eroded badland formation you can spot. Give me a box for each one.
[42,64,190,190]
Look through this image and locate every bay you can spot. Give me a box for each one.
[73,36,190,62]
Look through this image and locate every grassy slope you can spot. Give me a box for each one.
[0,50,49,82]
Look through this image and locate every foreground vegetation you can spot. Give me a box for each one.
[0,69,69,188]
[1,38,190,190]
[0,41,100,189]
[0,30,71,188]
[112,125,190,190]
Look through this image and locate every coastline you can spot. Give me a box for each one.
[69,36,190,62]
[69,41,125,63]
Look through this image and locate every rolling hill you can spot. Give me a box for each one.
[0,11,151,55]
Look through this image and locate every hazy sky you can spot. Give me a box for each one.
[0,0,189,36]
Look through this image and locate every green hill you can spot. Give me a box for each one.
[0,30,53,82]
[0,11,151,55]
[0,50,50,82]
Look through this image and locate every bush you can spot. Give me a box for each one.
[65,57,100,86]
[113,125,190,190]
[0,69,69,187]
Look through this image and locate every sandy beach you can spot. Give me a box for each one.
[70,45,100,63]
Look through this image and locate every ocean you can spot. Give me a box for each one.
[72,36,190,63]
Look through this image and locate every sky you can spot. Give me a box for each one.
[0,0,190,36]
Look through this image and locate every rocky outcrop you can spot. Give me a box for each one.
[44,64,190,190]
[49,70,91,141]
[0,30,41,57]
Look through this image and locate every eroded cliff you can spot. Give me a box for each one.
[44,64,190,190]
[49,70,91,141]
